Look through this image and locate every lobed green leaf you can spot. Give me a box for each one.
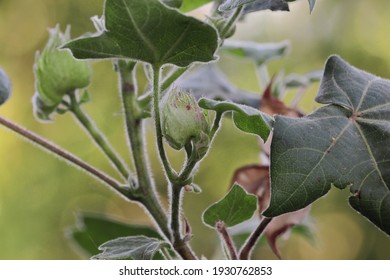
[203,184,258,228]
[198,98,274,142]
[64,0,218,67]
[265,55,390,235]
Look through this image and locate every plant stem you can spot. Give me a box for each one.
[0,115,129,197]
[152,65,177,182]
[216,221,238,260]
[161,67,188,93]
[68,93,130,180]
[239,217,273,260]
[220,6,244,41]
[152,64,197,260]
[117,61,171,240]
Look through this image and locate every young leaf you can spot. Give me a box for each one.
[68,213,161,257]
[92,236,168,260]
[222,40,290,66]
[264,55,390,235]
[203,184,258,228]
[0,67,12,106]
[64,0,218,67]
[198,98,274,142]
[219,0,290,13]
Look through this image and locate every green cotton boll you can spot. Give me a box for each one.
[0,67,11,106]
[34,25,91,108]
[161,88,210,152]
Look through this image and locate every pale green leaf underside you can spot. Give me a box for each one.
[203,184,258,228]
[265,55,390,235]
[219,0,290,13]
[198,98,273,142]
[68,213,160,257]
[64,0,218,67]
[222,40,290,65]
[308,0,316,13]
[0,67,11,106]
[93,236,167,260]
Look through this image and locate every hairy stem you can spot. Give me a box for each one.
[152,64,197,260]
[220,6,244,41]
[0,115,129,197]
[152,65,177,182]
[117,61,170,240]
[216,221,238,260]
[68,93,130,180]
[239,217,273,260]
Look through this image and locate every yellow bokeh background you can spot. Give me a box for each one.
[0,0,389,259]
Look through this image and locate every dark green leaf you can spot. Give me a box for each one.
[219,0,290,13]
[198,98,274,142]
[177,65,260,108]
[93,236,168,260]
[0,67,11,106]
[68,213,161,257]
[64,0,218,67]
[203,184,258,228]
[222,40,290,65]
[181,0,212,12]
[265,55,390,235]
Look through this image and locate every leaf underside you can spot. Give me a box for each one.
[203,184,258,228]
[68,213,161,257]
[93,236,167,260]
[265,55,390,235]
[219,0,290,13]
[64,0,218,67]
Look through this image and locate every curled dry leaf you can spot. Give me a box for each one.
[259,80,304,156]
[232,165,311,258]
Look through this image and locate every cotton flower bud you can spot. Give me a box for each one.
[0,67,11,106]
[33,25,91,120]
[161,88,210,155]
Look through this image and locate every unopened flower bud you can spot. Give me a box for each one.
[0,67,11,106]
[33,25,91,120]
[161,88,210,154]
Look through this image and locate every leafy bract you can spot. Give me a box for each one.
[264,55,390,235]
[198,98,273,142]
[93,236,168,260]
[68,213,161,257]
[0,67,11,106]
[222,40,290,66]
[203,184,257,228]
[64,0,218,67]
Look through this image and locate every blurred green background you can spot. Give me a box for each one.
[0,0,389,259]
